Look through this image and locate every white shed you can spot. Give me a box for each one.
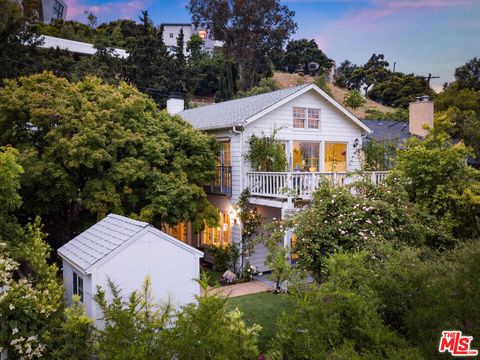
[58,214,203,325]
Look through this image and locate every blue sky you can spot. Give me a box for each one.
[65,0,480,90]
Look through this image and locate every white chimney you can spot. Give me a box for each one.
[166,98,185,115]
[409,96,434,137]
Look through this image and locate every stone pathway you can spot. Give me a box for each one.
[202,280,274,298]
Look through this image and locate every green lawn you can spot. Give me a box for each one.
[228,292,292,354]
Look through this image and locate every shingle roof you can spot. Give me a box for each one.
[361,119,411,147]
[179,84,310,130]
[58,214,149,272]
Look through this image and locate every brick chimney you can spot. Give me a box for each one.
[166,98,185,115]
[409,95,434,137]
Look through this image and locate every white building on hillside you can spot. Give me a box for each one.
[162,23,222,55]
[58,214,203,326]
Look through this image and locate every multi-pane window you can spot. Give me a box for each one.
[170,33,174,38]
[203,212,231,247]
[308,108,320,129]
[52,0,64,19]
[293,107,320,129]
[293,107,306,128]
[73,271,84,302]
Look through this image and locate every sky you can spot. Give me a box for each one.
[64,0,480,91]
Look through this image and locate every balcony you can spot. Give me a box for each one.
[245,171,389,199]
[205,166,232,196]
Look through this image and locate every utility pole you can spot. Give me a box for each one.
[425,73,440,93]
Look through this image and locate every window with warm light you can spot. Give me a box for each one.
[324,143,347,172]
[290,233,299,261]
[203,212,230,247]
[164,223,186,242]
[293,141,320,172]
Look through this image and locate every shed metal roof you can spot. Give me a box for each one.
[58,214,148,272]
[58,214,202,273]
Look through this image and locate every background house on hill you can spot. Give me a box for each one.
[58,214,203,327]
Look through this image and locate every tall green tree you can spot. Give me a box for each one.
[189,0,297,90]
[0,0,43,84]
[0,72,219,247]
[335,59,362,90]
[454,57,480,91]
[282,39,333,74]
[356,53,390,96]
[369,73,432,108]
[123,11,174,101]
[394,115,480,241]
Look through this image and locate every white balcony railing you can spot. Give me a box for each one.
[245,171,389,199]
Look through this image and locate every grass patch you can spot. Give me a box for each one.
[228,292,291,354]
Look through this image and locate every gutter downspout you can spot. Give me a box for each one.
[231,125,244,271]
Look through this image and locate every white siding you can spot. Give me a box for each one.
[89,230,200,327]
[62,260,94,318]
[203,89,365,270]
[242,89,364,172]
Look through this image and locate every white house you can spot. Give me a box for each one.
[162,83,389,272]
[162,23,223,55]
[58,214,203,325]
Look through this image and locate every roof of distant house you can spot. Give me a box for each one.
[39,35,128,59]
[361,119,411,147]
[179,83,371,132]
[58,214,202,273]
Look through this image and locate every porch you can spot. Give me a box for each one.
[245,171,389,199]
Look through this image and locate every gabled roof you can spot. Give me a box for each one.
[58,214,202,274]
[179,83,371,133]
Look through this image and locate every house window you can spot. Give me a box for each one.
[293,141,320,172]
[198,29,207,39]
[290,233,299,262]
[293,107,306,128]
[308,108,320,129]
[169,33,174,38]
[324,143,347,172]
[164,223,186,242]
[52,0,64,19]
[73,271,84,302]
[293,107,321,129]
[203,212,230,247]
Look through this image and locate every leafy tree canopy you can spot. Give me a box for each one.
[189,0,297,90]
[281,38,333,74]
[0,72,219,246]
[454,57,480,91]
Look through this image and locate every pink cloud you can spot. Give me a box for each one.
[64,0,148,21]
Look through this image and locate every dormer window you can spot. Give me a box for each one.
[293,107,320,129]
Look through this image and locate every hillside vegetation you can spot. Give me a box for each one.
[273,72,396,119]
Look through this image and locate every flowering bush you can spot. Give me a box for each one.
[291,179,431,280]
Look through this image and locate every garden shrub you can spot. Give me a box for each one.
[269,281,422,359]
[323,241,480,359]
[292,180,429,280]
[394,121,480,242]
